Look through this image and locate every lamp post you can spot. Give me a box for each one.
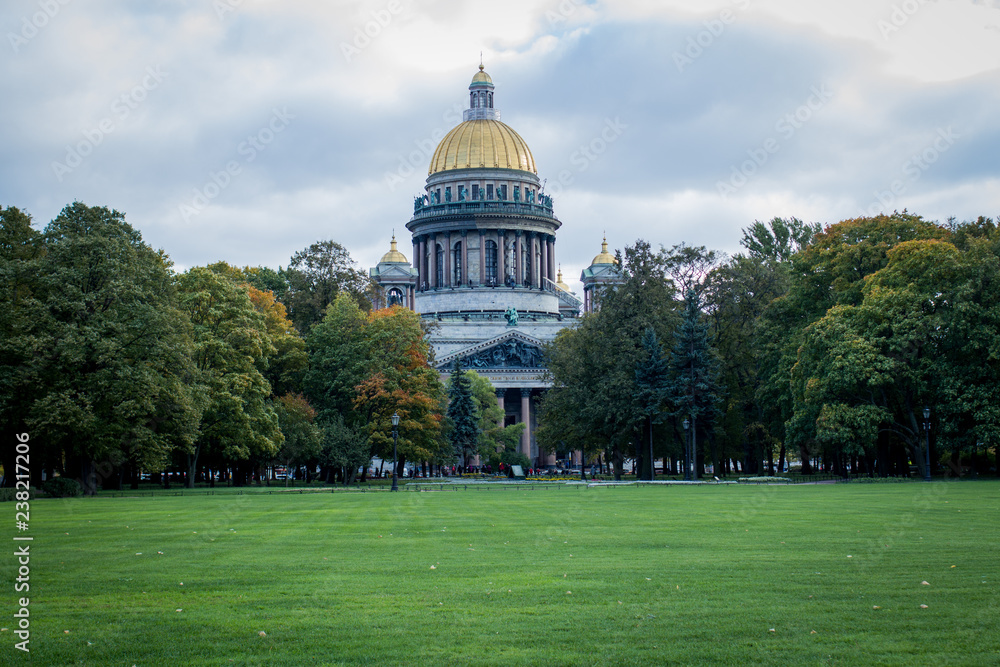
[922,406,931,482]
[682,418,691,481]
[391,412,400,492]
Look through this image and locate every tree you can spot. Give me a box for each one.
[283,240,370,333]
[306,298,445,480]
[667,288,722,479]
[176,267,282,486]
[446,359,480,467]
[274,393,323,486]
[789,234,1000,478]
[319,415,369,485]
[539,240,679,480]
[206,261,308,397]
[760,212,951,474]
[0,206,43,487]
[1,203,201,492]
[466,371,524,468]
[634,327,669,480]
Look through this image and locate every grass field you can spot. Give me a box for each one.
[2,482,998,666]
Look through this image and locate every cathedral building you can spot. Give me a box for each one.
[371,65,618,468]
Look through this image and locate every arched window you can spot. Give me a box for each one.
[484,240,498,285]
[435,244,444,287]
[453,241,462,285]
[387,288,403,307]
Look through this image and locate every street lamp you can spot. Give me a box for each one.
[682,418,691,481]
[922,406,931,482]
[391,412,400,492]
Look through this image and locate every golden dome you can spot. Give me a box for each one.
[471,64,492,85]
[429,119,536,175]
[591,237,616,266]
[556,266,572,292]
[379,235,408,263]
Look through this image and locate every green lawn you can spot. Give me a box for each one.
[2,482,998,665]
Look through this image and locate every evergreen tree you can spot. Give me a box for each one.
[668,288,722,479]
[446,358,480,467]
[635,327,670,480]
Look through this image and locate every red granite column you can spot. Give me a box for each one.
[520,388,531,461]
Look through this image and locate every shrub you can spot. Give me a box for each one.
[44,477,83,497]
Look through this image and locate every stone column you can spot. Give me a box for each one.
[515,231,524,287]
[540,235,549,288]
[429,234,437,289]
[495,388,505,428]
[443,232,452,287]
[520,388,532,461]
[460,230,468,286]
[498,229,506,284]
[479,230,485,285]
[412,237,419,283]
[416,237,424,290]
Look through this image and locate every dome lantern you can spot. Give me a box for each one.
[465,63,499,122]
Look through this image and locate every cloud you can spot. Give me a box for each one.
[0,0,997,292]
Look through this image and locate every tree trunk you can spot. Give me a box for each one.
[799,444,813,474]
[185,449,199,489]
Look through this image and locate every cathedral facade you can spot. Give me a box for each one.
[371,66,616,468]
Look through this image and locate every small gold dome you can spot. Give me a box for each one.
[429,119,536,175]
[380,235,408,264]
[591,237,616,266]
[471,64,493,86]
[556,266,572,292]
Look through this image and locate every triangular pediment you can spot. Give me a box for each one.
[436,330,546,371]
[376,264,417,279]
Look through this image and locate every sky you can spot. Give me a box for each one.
[3,0,999,294]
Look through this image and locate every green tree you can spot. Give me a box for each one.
[446,359,480,467]
[283,240,370,333]
[0,206,43,487]
[306,298,445,480]
[667,288,722,479]
[539,240,679,480]
[789,235,1000,478]
[177,267,282,487]
[466,371,524,467]
[2,203,201,492]
[319,415,369,485]
[206,261,309,397]
[705,218,818,475]
[274,393,323,486]
[634,327,670,480]
[761,212,950,474]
